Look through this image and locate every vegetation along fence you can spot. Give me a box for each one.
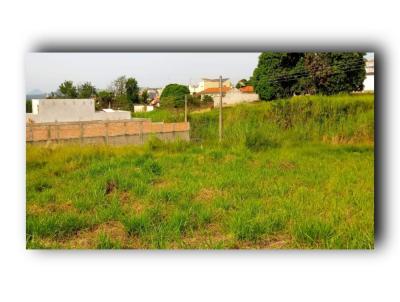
[26,119,190,145]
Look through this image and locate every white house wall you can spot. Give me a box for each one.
[363,75,374,91]
[213,90,259,107]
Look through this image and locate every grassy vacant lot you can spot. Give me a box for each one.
[26,94,374,249]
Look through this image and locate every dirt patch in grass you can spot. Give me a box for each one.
[195,188,226,204]
[59,221,130,249]
[171,223,235,249]
[119,191,146,215]
[153,179,170,188]
[279,161,296,171]
[27,202,75,215]
[231,234,291,249]
[119,191,135,204]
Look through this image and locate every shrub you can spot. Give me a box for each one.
[145,136,164,151]
[245,131,279,151]
[202,95,214,104]
[143,159,162,176]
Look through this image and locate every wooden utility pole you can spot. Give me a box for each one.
[219,75,223,142]
[184,94,188,122]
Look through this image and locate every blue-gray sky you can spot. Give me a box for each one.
[25,52,374,94]
[25,53,260,94]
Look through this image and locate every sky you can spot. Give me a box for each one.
[25,52,374,94]
[25,53,260,94]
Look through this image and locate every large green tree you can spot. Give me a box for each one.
[78,82,97,98]
[305,52,366,95]
[160,84,190,107]
[59,80,78,98]
[251,52,304,100]
[111,76,127,97]
[95,90,114,109]
[252,52,366,100]
[140,89,149,104]
[125,78,139,104]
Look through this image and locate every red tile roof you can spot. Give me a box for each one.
[200,87,232,94]
[239,86,254,93]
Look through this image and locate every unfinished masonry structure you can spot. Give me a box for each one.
[26,99,190,145]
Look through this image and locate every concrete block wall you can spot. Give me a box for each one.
[26,120,190,145]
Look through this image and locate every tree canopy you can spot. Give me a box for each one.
[251,52,366,100]
[236,79,250,89]
[126,78,139,104]
[95,90,114,109]
[78,82,97,98]
[160,84,190,107]
[140,89,149,104]
[59,81,78,98]
[111,76,127,97]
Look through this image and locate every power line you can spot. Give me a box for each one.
[263,58,364,80]
[263,59,366,83]
[262,63,367,84]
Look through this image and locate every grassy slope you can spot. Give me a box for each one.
[26,94,374,249]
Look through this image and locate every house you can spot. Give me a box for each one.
[27,99,131,123]
[239,85,255,93]
[189,78,233,94]
[150,97,160,107]
[363,59,374,91]
[189,78,259,106]
[197,84,259,107]
[199,86,232,98]
[140,87,161,101]
[214,86,259,107]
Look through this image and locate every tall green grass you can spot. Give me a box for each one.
[190,94,373,146]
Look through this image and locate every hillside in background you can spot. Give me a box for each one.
[26,89,47,100]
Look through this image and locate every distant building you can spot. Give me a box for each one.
[133,104,154,112]
[140,87,161,101]
[239,86,255,93]
[27,99,131,123]
[363,59,374,91]
[189,78,233,94]
[199,86,232,96]
[215,86,259,107]
[197,85,259,107]
[150,97,160,107]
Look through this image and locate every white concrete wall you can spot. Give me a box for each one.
[31,99,94,123]
[133,105,154,112]
[26,99,131,123]
[213,90,259,107]
[134,105,146,112]
[32,99,40,114]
